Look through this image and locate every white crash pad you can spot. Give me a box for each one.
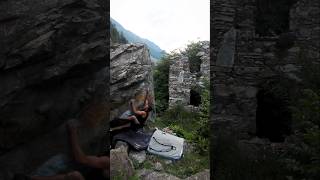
[147,129,184,160]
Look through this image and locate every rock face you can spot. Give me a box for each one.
[110,144,135,179]
[137,169,210,180]
[211,0,320,139]
[0,0,108,178]
[110,43,155,120]
[169,41,210,108]
[138,169,181,180]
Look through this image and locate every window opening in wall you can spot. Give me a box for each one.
[255,0,297,36]
[256,89,291,142]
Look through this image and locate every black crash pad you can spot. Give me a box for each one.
[112,129,153,151]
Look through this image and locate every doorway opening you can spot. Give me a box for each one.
[190,89,201,107]
[256,89,291,142]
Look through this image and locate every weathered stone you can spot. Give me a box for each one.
[169,56,193,107]
[129,150,146,164]
[164,160,173,165]
[154,162,164,171]
[211,0,319,138]
[0,0,108,177]
[279,64,299,73]
[110,43,155,120]
[110,145,135,179]
[139,170,181,180]
[169,41,209,108]
[216,28,236,67]
[184,169,210,180]
[115,141,129,152]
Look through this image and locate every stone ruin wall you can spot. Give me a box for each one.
[211,0,320,139]
[169,56,193,107]
[169,41,210,108]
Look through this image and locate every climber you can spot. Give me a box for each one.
[15,122,109,180]
[110,89,153,132]
[129,89,153,130]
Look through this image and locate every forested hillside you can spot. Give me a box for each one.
[111,18,165,60]
[111,22,127,44]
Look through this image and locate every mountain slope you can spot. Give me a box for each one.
[111,18,165,60]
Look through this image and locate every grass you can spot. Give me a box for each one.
[164,151,209,178]
[133,150,209,179]
[140,105,210,178]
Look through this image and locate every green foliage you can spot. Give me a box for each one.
[151,41,209,177]
[169,124,195,140]
[297,49,320,90]
[153,41,204,113]
[286,89,320,179]
[282,47,320,179]
[194,79,210,154]
[153,54,171,113]
[291,89,320,131]
[183,41,202,73]
[154,79,210,154]
[135,149,209,179]
[110,22,128,44]
[164,150,210,178]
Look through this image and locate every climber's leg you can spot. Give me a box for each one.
[110,123,131,131]
[128,115,140,124]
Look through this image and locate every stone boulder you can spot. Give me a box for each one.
[110,145,135,179]
[138,169,181,180]
[129,150,146,164]
[110,43,155,120]
[0,0,108,178]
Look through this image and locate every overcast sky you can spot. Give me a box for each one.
[110,0,210,52]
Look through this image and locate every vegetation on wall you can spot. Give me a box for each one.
[212,44,320,179]
[283,49,320,179]
[153,41,204,114]
[153,53,172,113]
[150,78,210,178]
[152,41,209,177]
[183,41,202,73]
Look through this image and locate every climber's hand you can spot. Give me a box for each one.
[129,99,135,106]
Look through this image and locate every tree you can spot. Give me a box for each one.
[183,41,202,74]
[153,54,171,113]
[110,23,128,44]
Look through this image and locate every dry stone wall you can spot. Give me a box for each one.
[211,0,320,139]
[169,41,210,108]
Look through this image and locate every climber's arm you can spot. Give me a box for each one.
[128,115,140,124]
[80,155,109,169]
[143,89,149,108]
[130,99,147,117]
[67,123,109,169]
